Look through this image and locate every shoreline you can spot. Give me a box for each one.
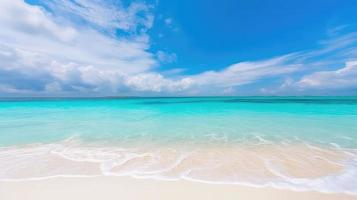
[1,141,356,194]
[1,176,356,200]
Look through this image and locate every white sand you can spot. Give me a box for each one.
[1,176,356,200]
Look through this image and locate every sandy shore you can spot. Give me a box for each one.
[1,176,356,200]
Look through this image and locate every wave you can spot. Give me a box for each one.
[0,138,357,195]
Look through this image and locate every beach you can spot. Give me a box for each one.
[1,176,357,200]
[2,0,357,198]
[1,97,357,198]
[1,141,357,197]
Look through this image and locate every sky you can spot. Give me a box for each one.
[0,0,357,96]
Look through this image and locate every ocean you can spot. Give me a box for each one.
[0,97,357,194]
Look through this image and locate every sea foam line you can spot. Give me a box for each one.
[1,141,357,195]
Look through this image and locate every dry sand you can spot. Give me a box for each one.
[1,176,356,200]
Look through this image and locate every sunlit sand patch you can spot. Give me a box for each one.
[0,147,101,179]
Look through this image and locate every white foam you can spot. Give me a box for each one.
[1,140,357,195]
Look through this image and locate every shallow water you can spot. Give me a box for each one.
[0,97,357,193]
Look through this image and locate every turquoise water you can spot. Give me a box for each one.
[1,97,357,193]
[1,97,357,147]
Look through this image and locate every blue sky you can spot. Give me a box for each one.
[0,0,357,96]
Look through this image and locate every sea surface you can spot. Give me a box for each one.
[0,97,357,194]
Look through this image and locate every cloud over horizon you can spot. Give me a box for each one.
[0,0,356,96]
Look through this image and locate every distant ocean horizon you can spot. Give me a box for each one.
[1,96,357,194]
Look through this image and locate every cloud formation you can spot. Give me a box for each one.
[0,0,156,95]
[43,0,154,33]
[298,61,357,89]
[0,0,356,96]
[191,55,300,87]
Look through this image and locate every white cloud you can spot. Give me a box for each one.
[190,55,301,87]
[327,25,349,37]
[298,61,357,89]
[121,54,303,94]
[0,84,28,94]
[0,0,77,42]
[124,73,193,92]
[121,54,307,94]
[0,1,356,96]
[44,82,62,92]
[43,0,154,32]
[161,68,186,76]
[156,50,177,63]
[0,0,156,73]
[0,0,157,95]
